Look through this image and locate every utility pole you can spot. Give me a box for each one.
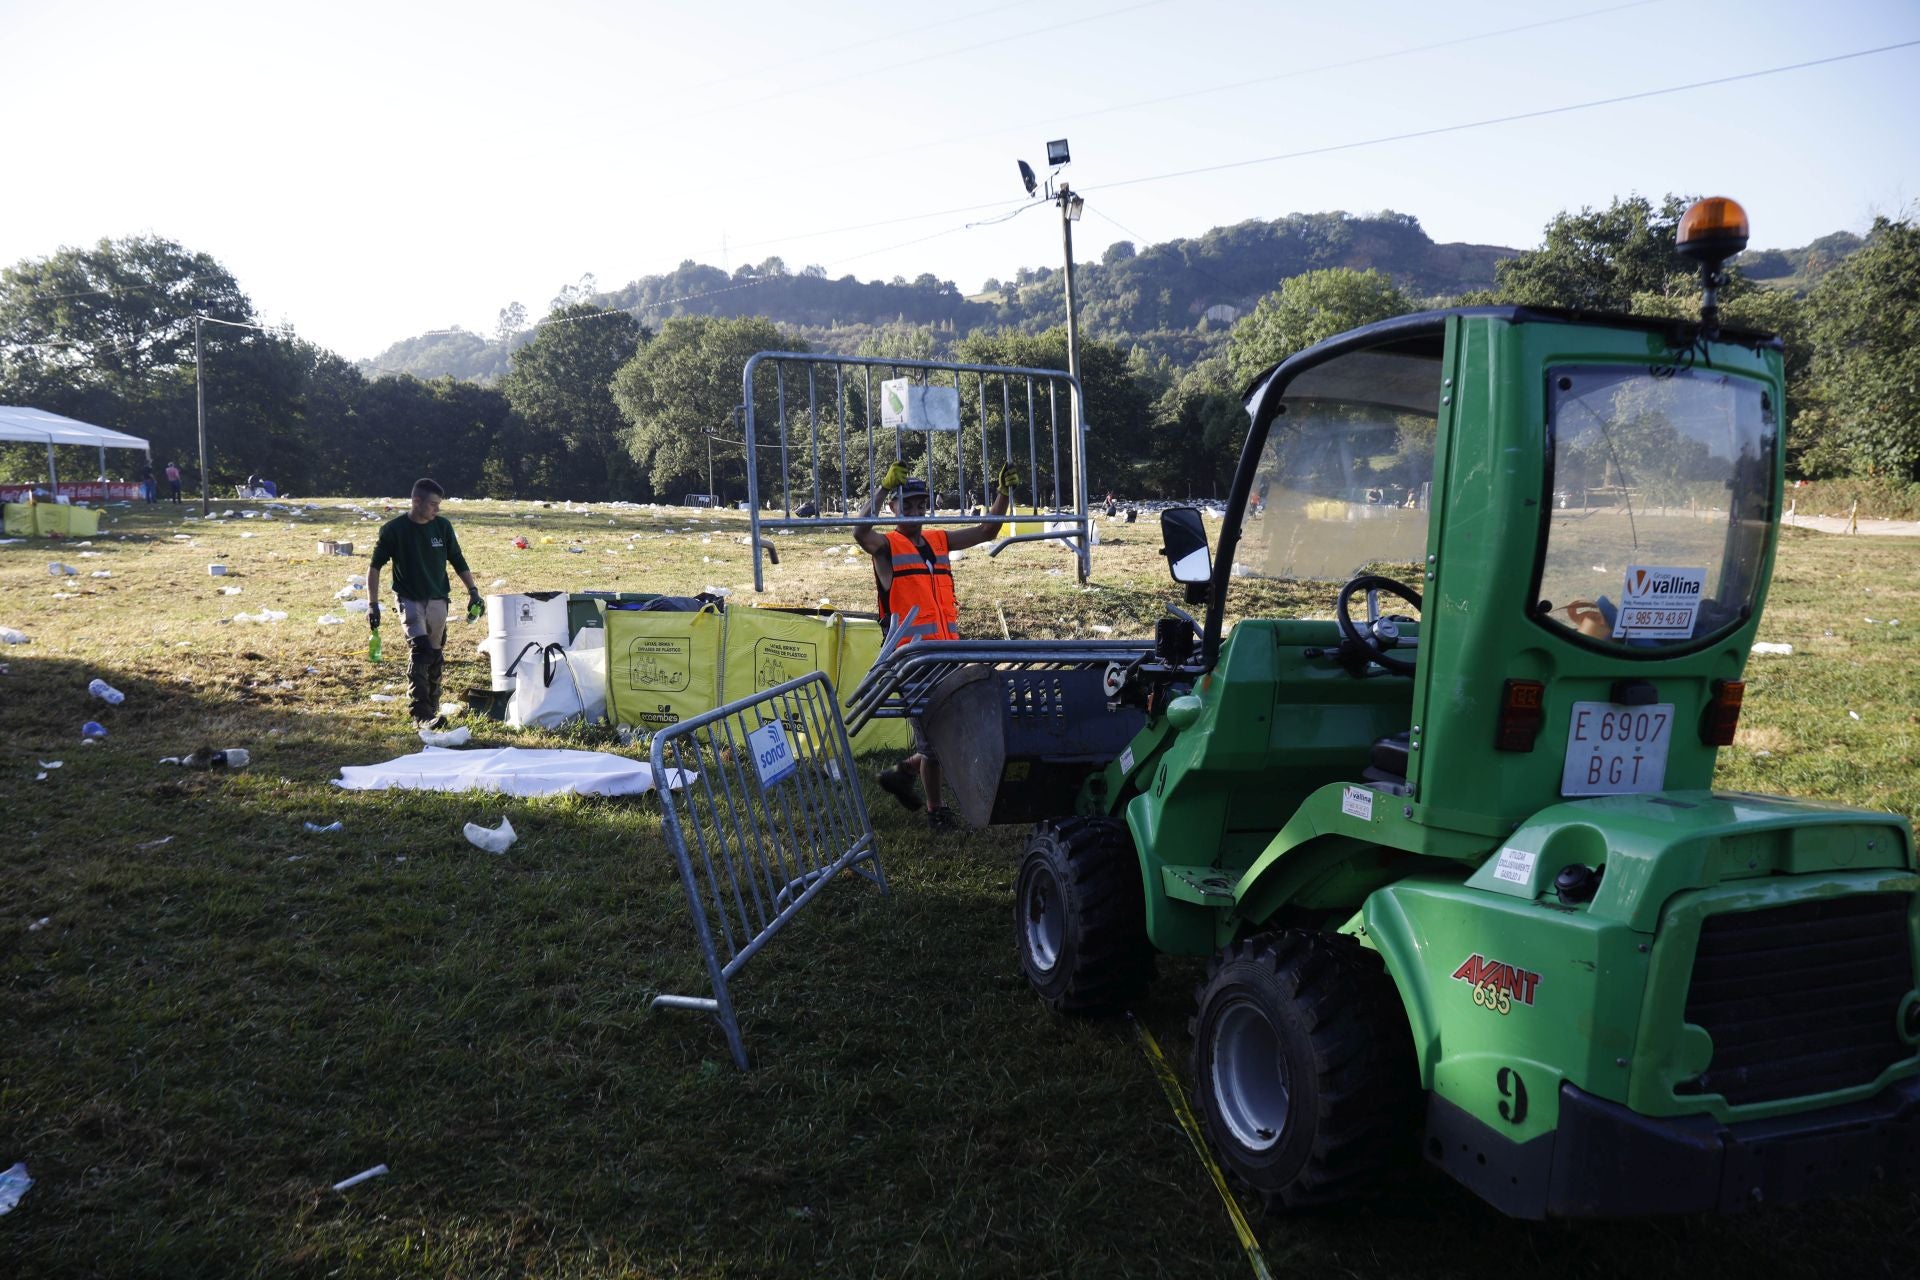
[194,310,209,516]
[706,430,715,506]
[1058,181,1083,406]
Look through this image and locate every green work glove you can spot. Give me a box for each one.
[997,462,1020,494]
[467,590,484,623]
[880,461,909,491]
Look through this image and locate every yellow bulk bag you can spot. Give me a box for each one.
[3,504,34,536]
[605,606,724,732]
[721,607,840,704]
[42,505,101,537]
[834,615,915,752]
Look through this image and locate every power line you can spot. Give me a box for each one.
[778,0,1662,178]
[680,0,1040,94]
[678,0,1172,123]
[1086,40,1920,197]
[724,37,1920,268]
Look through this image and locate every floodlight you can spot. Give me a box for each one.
[1018,159,1037,196]
[1066,193,1084,222]
[1046,139,1070,167]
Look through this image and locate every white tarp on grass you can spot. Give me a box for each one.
[334,746,690,797]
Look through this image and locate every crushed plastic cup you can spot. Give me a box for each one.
[303,820,344,834]
[0,1162,32,1215]
[464,816,517,854]
[88,678,126,705]
[81,721,108,739]
[46,562,77,576]
[418,726,471,747]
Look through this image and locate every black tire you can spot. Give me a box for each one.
[1188,930,1417,1209]
[1015,817,1154,1013]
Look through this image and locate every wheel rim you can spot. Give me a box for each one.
[1022,862,1064,972]
[1210,996,1290,1153]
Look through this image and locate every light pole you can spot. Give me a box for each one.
[1056,181,1085,422]
[193,309,209,516]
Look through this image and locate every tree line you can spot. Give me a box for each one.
[2,196,1914,504]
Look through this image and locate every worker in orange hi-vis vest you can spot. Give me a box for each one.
[855,458,1015,829]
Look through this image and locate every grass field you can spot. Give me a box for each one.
[3,497,1918,1279]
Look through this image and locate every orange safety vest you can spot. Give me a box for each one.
[876,529,960,644]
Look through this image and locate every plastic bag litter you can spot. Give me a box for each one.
[343,601,370,614]
[38,760,61,769]
[346,574,367,588]
[369,693,397,703]
[1750,642,1794,656]
[0,1163,32,1215]
[0,628,30,644]
[46,563,77,576]
[464,816,517,854]
[334,586,361,599]
[317,615,347,626]
[89,570,112,578]
[219,586,243,595]
[234,609,288,623]
[418,726,471,747]
[303,821,344,834]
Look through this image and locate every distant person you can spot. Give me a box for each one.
[854,459,1014,830]
[139,461,156,503]
[1104,490,1116,517]
[368,478,483,729]
[165,460,182,503]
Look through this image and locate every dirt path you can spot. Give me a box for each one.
[1784,514,1920,536]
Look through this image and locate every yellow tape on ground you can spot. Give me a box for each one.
[1131,1015,1274,1280]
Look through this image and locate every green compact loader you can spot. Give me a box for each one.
[1009,199,1919,1217]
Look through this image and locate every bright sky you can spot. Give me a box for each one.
[3,0,1914,360]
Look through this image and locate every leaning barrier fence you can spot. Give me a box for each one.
[738,352,1093,589]
[649,670,885,1069]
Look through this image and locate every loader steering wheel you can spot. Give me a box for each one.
[1335,573,1423,676]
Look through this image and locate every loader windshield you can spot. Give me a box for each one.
[1534,366,1775,651]
[1234,348,1440,582]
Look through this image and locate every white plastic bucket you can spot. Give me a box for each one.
[480,592,569,692]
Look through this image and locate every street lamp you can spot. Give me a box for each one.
[1014,140,1087,517]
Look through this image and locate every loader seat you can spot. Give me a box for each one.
[1363,729,1412,783]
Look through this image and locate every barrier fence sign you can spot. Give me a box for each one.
[747,720,797,789]
[649,671,885,1069]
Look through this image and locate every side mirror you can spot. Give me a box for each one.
[1159,507,1212,584]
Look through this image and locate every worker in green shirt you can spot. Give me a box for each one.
[368,478,483,728]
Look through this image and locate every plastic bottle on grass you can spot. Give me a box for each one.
[81,720,108,739]
[368,627,383,663]
[88,678,126,705]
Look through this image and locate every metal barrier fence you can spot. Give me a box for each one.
[648,670,885,1069]
[739,352,1093,590]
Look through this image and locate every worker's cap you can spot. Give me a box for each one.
[894,478,930,500]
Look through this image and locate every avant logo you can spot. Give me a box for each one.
[1452,953,1542,1009]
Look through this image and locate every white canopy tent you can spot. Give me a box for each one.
[0,406,151,490]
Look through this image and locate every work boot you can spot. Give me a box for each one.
[408,640,436,723]
[926,806,960,831]
[426,648,446,718]
[877,765,921,811]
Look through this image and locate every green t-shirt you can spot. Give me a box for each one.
[371,514,469,601]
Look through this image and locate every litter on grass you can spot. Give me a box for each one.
[369,694,396,703]
[331,1164,389,1192]
[1750,642,1794,655]
[38,760,61,769]
[317,615,346,626]
[303,821,344,834]
[27,918,50,933]
[0,628,28,644]
[418,726,471,747]
[135,836,175,850]
[464,816,517,853]
[0,1163,31,1215]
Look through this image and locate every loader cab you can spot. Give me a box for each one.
[1180,305,1784,841]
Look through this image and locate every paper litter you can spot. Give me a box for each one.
[464,816,517,854]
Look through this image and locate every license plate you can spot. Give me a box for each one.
[1561,702,1673,796]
